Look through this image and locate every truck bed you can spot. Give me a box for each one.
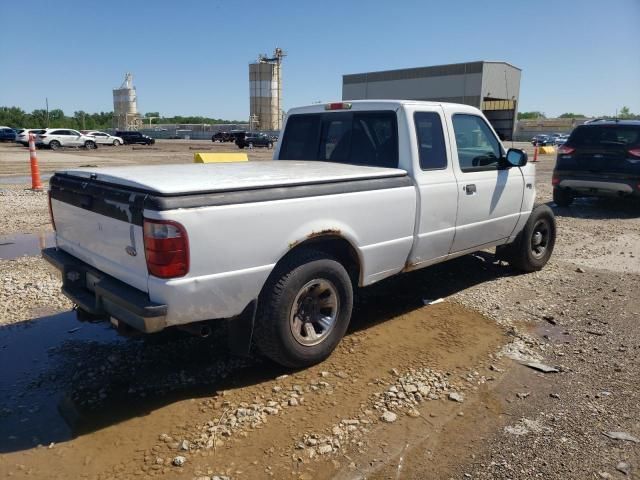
[59,161,408,195]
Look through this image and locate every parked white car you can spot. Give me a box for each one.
[37,129,97,150]
[45,100,556,368]
[16,128,46,146]
[85,131,124,146]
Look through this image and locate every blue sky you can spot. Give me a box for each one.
[1,0,638,120]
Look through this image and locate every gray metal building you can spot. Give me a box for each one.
[342,61,521,140]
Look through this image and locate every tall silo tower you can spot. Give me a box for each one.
[113,73,141,130]
[249,48,285,132]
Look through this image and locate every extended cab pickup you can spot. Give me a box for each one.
[43,100,556,367]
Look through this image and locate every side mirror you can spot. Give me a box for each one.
[506,148,528,167]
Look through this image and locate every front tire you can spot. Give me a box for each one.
[113,139,121,146]
[553,187,574,207]
[254,250,354,368]
[506,204,556,272]
[84,140,97,149]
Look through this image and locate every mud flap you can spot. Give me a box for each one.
[228,300,257,357]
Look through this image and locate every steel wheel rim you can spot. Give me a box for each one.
[289,279,339,347]
[531,219,550,259]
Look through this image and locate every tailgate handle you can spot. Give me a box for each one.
[78,194,93,209]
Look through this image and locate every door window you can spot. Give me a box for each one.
[452,114,503,172]
[414,112,447,170]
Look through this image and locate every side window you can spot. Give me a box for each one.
[279,114,321,160]
[414,112,447,170]
[51,130,64,135]
[452,114,502,172]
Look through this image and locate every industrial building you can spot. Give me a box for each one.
[249,48,285,132]
[343,61,521,140]
[113,73,142,131]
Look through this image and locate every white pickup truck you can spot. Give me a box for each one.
[43,100,556,367]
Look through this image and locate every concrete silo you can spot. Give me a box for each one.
[113,73,141,130]
[249,48,285,132]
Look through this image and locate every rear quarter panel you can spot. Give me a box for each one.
[145,185,416,326]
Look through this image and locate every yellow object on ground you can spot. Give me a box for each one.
[194,152,248,163]
[539,146,556,155]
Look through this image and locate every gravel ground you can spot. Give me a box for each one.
[0,256,72,324]
[0,184,52,236]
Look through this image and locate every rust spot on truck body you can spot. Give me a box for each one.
[288,229,342,249]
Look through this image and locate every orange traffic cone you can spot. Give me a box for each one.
[28,133,44,190]
[532,145,539,163]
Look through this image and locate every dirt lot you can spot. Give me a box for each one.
[0,140,639,479]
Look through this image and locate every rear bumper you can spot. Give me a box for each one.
[554,173,640,197]
[42,247,167,333]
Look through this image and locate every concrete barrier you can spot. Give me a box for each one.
[194,152,248,163]
[539,146,556,155]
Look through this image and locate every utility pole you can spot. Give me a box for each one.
[45,98,49,127]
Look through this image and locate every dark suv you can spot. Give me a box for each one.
[236,132,273,149]
[115,131,155,145]
[552,120,640,206]
[0,127,16,142]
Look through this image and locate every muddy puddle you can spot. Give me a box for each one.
[0,232,55,259]
[0,312,126,451]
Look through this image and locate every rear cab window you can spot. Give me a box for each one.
[279,111,398,168]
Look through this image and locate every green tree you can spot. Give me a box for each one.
[518,111,546,120]
[619,106,632,119]
[559,113,586,118]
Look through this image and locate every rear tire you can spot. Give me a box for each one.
[553,187,574,207]
[84,140,97,149]
[49,140,60,150]
[506,204,556,272]
[254,250,354,368]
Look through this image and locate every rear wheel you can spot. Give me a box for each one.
[505,204,556,272]
[49,140,61,150]
[254,250,354,368]
[84,140,97,149]
[553,187,574,207]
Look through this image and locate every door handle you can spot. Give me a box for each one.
[464,184,476,194]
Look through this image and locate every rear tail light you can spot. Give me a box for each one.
[39,135,48,139]
[143,219,189,278]
[558,145,575,155]
[325,102,352,111]
[47,191,56,231]
[628,148,640,158]
[552,175,560,186]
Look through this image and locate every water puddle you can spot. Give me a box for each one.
[0,174,53,185]
[0,311,255,453]
[0,312,124,452]
[0,232,55,259]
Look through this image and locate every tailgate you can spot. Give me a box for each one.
[49,174,149,292]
